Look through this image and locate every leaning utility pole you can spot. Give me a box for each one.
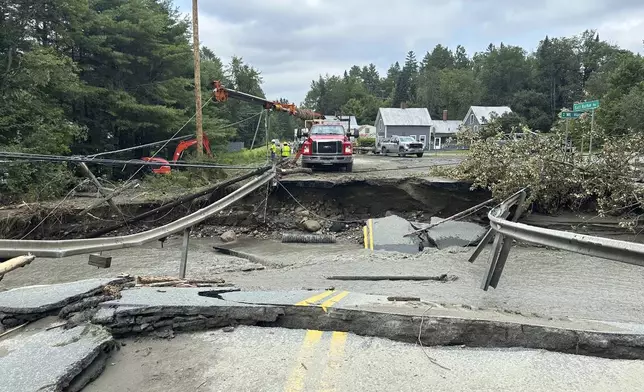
[192,0,203,156]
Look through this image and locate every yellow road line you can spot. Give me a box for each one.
[295,290,336,306]
[284,330,324,392]
[319,331,348,392]
[320,291,349,312]
[363,225,368,249]
[368,219,374,250]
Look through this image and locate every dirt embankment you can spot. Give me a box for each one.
[0,177,490,242]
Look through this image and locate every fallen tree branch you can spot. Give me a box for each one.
[0,255,36,279]
[0,322,28,338]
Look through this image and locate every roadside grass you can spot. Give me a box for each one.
[140,146,269,194]
[429,149,469,156]
[216,146,269,165]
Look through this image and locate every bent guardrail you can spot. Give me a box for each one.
[0,170,275,258]
[475,189,644,290]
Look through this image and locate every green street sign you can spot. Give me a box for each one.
[560,111,583,119]
[573,100,600,111]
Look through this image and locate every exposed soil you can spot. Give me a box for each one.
[0,175,490,243]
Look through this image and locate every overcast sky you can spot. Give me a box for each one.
[176,0,644,104]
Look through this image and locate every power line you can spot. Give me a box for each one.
[0,152,268,170]
[87,135,193,158]
[124,96,214,182]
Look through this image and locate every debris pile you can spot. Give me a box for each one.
[135,276,231,288]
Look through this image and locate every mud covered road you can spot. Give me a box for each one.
[86,326,643,392]
[2,237,643,325]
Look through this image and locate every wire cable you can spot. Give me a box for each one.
[250,110,264,150]
[19,179,90,239]
[87,135,194,158]
[0,152,267,170]
[123,96,214,183]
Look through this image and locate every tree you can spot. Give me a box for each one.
[421,44,454,70]
[454,45,470,69]
[474,43,531,106]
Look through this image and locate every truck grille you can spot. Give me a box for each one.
[313,141,341,154]
[409,143,423,149]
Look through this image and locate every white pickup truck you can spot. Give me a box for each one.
[378,135,424,157]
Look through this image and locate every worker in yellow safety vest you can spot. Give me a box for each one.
[281,142,291,158]
[270,141,278,161]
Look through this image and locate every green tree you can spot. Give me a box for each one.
[421,44,454,70]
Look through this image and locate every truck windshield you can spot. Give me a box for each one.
[310,125,345,135]
[398,137,415,142]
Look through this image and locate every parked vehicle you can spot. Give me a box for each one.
[297,119,358,172]
[379,135,424,157]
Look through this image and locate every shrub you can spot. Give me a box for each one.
[437,130,644,216]
[357,138,376,148]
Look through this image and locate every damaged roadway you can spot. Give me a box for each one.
[2,278,644,391]
[89,287,644,359]
[2,154,644,390]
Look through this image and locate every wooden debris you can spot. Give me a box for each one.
[326,274,457,282]
[0,255,36,279]
[136,275,227,288]
[387,296,421,302]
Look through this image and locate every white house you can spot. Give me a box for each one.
[463,106,513,132]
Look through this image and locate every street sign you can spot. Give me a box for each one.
[573,100,600,111]
[560,111,583,119]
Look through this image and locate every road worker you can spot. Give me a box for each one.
[270,141,278,161]
[281,142,291,158]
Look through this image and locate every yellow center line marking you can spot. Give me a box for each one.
[284,330,324,392]
[295,290,336,306]
[363,225,368,249]
[319,291,350,313]
[319,331,348,392]
[368,219,374,250]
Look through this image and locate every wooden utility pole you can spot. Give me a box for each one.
[192,0,203,156]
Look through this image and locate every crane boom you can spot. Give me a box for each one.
[211,81,321,121]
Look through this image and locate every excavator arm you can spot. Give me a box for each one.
[211,81,321,121]
[172,136,212,162]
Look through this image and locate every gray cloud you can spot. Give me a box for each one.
[183,0,644,103]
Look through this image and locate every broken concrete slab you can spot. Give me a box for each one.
[0,277,131,330]
[0,278,127,315]
[0,322,113,392]
[223,290,644,360]
[414,217,487,249]
[371,215,422,253]
[90,286,644,359]
[93,287,282,336]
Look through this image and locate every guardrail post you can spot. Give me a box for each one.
[178,227,191,279]
[480,232,504,290]
[489,191,527,288]
[470,209,511,264]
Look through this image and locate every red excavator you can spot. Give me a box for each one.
[141,136,212,174]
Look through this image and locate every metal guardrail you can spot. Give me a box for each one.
[0,170,276,258]
[476,189,644,290]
